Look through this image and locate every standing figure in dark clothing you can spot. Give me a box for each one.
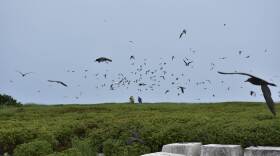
[138,96,143,104]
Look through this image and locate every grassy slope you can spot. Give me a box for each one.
[0,102,280,155]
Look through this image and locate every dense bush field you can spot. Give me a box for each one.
[0,102,280,156]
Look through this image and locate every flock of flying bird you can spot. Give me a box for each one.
[11,28,279,116]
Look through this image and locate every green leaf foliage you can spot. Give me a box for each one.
[0,102,279,155]
[13,140,52,156]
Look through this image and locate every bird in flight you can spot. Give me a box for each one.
[250,91,256,97]
[219,57,227,60]
[238,50,242,55]
[16,71,33,77]
[179,29,186,39]
[47,80,68,87]
[138,83,147,86]
[218,71,277,116]
[178,86,186,94]
[129,40,135,44]
[183,59,193,66]
[165,90,170,94]
[95,57,112,63]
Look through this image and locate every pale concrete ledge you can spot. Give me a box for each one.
[244,146,280,156]
[162,142,202,156]
[141,152,185,156]
[201,144,243,156]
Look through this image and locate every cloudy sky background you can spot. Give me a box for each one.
[1,0,280,104]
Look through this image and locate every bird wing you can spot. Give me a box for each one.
[217,71,256,78]
[106,58,112,62]
[95,58,101,62]
[58,81,68,87]
[261,85,276,116]
[179,30,186,39]
[100,57,112,62]
[179,33,183,38]
[16,71,24,76]
[48,80,67,87]
[183,60,188,66]
[25,72,33,75]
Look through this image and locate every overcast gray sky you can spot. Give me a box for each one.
[1,0,280,104]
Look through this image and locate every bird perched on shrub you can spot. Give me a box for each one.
[218,71,277,116]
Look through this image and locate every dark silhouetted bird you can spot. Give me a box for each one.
[238,50,242,55]
[95,57,112,63]
[130,55,135,60]
[178,86,186,94]
[218,71,277,116]
[250,91,256,97]
[219,57,227,60]
[138,83,147,86]
[110,84,114,90]
[183,60,193,66]
[179,29,186,39]
[48,80,68,87]
[129,40,135,44]
[17,71,33,77]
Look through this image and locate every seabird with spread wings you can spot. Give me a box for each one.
[16,71,33,77]
[218,71,277,116]
[48,80,68,87]
[95,57,112,63]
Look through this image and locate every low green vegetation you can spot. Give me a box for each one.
[0,102,280,156]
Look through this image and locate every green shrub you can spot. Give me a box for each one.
[103,138,150,156]
[0,94,21,107]
[0,128,37,154]
[103,139,126,156]
[72,138,97,156]
[54,127,73,151]
[13,140,52,156]
[0,103,280,155]
[46,148,82,156]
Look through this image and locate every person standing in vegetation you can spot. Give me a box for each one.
[129,96,135,104]
[138,96,142,104]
